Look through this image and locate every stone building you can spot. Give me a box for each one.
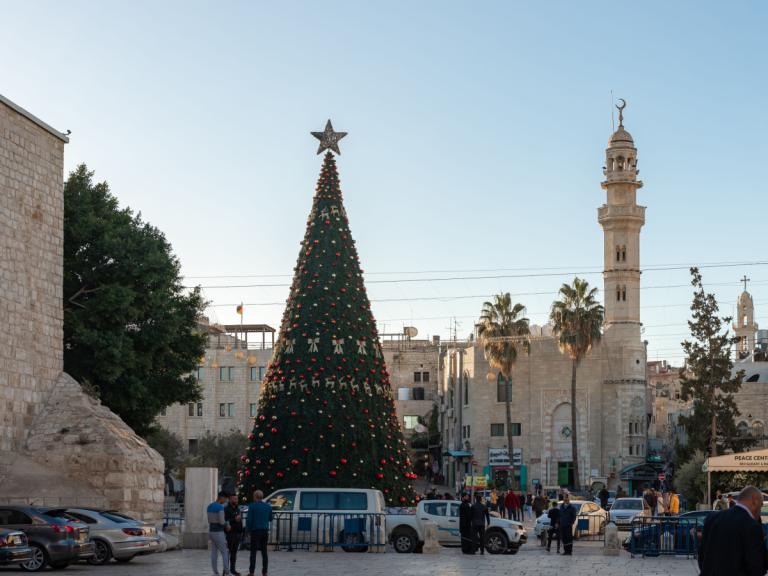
[439,108,650,494]
[157,324,442,454]
[156,321,275,450]
[0,94,163,520]
[381,332,441,437]
[646,361,689,457]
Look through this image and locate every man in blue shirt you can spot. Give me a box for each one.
[207,491,231,576]
[246,490,273,576]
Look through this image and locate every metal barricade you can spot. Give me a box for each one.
[629,516,700,558]
[267,512,387,553]
[574,513,606,542]
[162,502,184,530]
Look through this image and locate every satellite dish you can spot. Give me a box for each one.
[404,326,419,338]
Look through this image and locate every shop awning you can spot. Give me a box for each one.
[444,450,473,458]
[703,448,768,472]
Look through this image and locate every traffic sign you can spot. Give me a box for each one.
[658,473,666,481]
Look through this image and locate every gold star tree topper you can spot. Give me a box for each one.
[311,119,347,155]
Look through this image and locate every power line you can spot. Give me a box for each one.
[183,258,768,281]
[186,260,768,289]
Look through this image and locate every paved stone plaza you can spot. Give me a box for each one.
[0,543,699,575]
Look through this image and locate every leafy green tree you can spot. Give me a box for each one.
[194,431,249,479]
[237,153,416,505]
[550,278,604,492]
[145,428,186,474]
[478,294,530,489]
[63,165,206,435]
[677,268,747,463]
[676,450,707,507]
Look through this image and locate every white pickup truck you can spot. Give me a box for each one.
[387,500,527,554]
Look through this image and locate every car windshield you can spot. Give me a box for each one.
[612,499,642,510]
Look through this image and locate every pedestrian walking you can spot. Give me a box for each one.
[668,488,680,516]
[246,490,272,576]
[504,489,516,521]
[532,492,545,519]
[559,493,577,556]
[470,493,490,554]
[597,486,610,510]
[225,492,243,576]
[546,501,560,553]
[525,493,534,520]
[459,493,474,554]
[489,488,499,513]
[207,491,231,576]
[698,486,767,576]
[616,485,627,499]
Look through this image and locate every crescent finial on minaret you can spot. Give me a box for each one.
[616,99,627,127]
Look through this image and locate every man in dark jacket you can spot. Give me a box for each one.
[546,501,561,553]
[699,486,767,576]
[597,487,610,510]
[224,493,243,576]
[470,493,491,554]
[559,494,577,556]
[458,493,474,554]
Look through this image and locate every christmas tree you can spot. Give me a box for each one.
[237,121,417,506]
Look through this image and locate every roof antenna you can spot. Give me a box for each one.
[610,90,615,132]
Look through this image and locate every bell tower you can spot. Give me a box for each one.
[733,276,758,359]
[598,100,646,344]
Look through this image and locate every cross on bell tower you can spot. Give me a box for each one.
[598,99,646,343]
[734,276,758,360]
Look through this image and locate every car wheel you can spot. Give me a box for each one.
[483,530,509,554]
[339,531,368,553]
[20,543,48,572]
[391,529,417,553]
[115,555,135,563]
[49,561,69,570]
[87,539,113,565]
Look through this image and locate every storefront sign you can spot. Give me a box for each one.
[489,448,522,466]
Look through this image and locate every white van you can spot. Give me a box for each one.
[258,488,387,552]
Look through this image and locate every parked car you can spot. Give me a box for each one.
[623,510,712,554]
[43,508,159,565]
[258,488,387,552]
[534,500,608,539]
[387,500,526,554]
[0,505,94,571]
[608,497,652,530]
[0,528,33,567]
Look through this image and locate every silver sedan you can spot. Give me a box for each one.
[47,508,160,565]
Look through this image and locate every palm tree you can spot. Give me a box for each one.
[478,293,530,490]
[549,277,604,492]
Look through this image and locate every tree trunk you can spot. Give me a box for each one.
[504,372,515,490]
[570,359,580,492]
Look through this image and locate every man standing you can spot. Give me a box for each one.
[470,493,490,554]
[225,493,243,576]
[597,486,610,510]
[546,501,561,553]
[532,492,545,520]
[459,493,474,554]
[246,490,272,576]
[559,494,577,556]
[698,486,767,576]
[207,491,231,576]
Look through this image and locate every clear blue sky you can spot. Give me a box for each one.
[3,1,767,363]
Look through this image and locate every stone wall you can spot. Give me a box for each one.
[0,95,164,522]
[0,98,65,456]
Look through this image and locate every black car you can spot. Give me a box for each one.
[0,529,33,566]
[0,505,94,571]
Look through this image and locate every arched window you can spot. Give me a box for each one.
[743,314,749,327]
[622,286,627,301]
[617,285,622,302]
[622,246,627,261]
[462,372,469,405]
[616,246,622,262]
[737,421,750,437]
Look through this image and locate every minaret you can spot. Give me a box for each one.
[598,100,646,344]
[733,276,758,360]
